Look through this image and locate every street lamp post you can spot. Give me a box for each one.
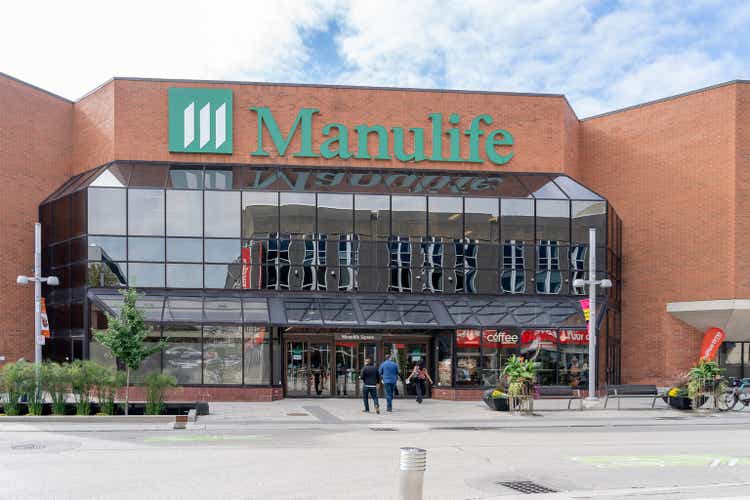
[16,223,59,397]
[572,228,612,400]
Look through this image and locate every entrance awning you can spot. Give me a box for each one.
[88,289,590,329]
[667,299,750,341]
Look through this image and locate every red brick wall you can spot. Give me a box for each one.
[0,74,72,366]
[432,388,486,401]
[119,386,283,402]
[735,84,750,297]
[581,83,740,384]
[72,81,114,173]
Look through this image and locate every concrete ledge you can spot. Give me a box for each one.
[0,415,175,423]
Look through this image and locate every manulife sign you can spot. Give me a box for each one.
[168,88,514,165]
[250,107,514,165]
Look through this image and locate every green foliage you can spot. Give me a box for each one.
[1,362,25,416]
[502,355,538,398]
[687,360,725,403]
[69,360,99,416]
[41,362,70,416]
[92,365,126,415]
[17,361,44,416]
[93,287,168,414]
[144,373,176,415]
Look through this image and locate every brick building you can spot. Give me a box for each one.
[0,72,747,401]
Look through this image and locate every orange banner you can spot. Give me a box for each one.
[40,298,51,338]
[699,327,725,361]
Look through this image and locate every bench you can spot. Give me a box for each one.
[604,384,661,409]
[537,385,583,410]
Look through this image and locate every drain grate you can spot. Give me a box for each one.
[12,442,46,451]
[497,481,557,494]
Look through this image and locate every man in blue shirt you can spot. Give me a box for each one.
[379,354,400,412]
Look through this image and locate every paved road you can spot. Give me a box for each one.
[2,399,750,499]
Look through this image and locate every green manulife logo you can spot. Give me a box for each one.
[169,88,233,154]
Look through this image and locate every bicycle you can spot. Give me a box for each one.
[716,377,750,411]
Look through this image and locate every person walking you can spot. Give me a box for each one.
[409,361,433,404]
[378,353,399,412]
[360,357,380,414]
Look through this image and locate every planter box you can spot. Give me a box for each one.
[482,390,509,411]
[662,396,708,410]
[0,401,208,416]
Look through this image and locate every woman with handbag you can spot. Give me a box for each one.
[408,361,433,404]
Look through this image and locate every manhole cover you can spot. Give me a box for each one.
[497,481,558,494]
[11,442,46,450]
[370,427,398,431]
[286,412,310,417]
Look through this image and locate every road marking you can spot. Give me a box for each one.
[144,434,271,443]
[569,455,750,468]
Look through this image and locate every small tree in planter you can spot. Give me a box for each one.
[144,373,177,415]
[502,355,537,415]
[1,361,25,416]
[93,287,168,415]
[42,362,70,416]
[92,365,126,416]
[687,360,724,410]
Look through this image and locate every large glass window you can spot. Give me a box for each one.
[455,329,481,386]
[280,193,315,235]
[354,194,389,240]
[205,191,240,237]
[167,190,203,237]
[167,238,202,262]
[480,329,520,387]
[205,264,242,289]
[88,236,126,261]
[465,198,498,242]
[205,239,241,263]
[168,167,203,189]
[132,327,163,383]
[128,262,165,287]
[318,193,353,236]
[436,333,452,386]
[428,196,462,240]
[203,326,242,384]
[244,326,270,384]
[88,188,126,235]
[128,237,164,262]
[166,264,203,288]
[242,192,278,237]
[128,189,165,236]
[392,195,425,237]
[163,326,202,384]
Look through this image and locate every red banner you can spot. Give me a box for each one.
[699,327,725,361]
[482,330,519,347]
[520,329,589,345]
[40,298,51,338]
[456,329,480,347]
[559,329,589,345]
[241,246,251,289]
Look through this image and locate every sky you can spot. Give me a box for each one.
[1,0,748,117]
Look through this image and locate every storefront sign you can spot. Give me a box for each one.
[559,329,589,345]
[336,333,375,341]
[456,329,481,347]
[699,327,725,361]
[250,107,514,166]
[168,88,233,154]
[482,330,519,347]
[521,329,589,345]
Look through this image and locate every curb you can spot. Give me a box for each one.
[0,415,175,423]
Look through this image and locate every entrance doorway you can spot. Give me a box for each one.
[284,333,431,398]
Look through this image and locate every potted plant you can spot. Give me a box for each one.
[687,360,724,410]
[502,355,537,414]
[482,388,510,411]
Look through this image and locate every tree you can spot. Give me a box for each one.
[93,287,167,415]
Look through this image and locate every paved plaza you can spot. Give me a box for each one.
[3,398,750,499]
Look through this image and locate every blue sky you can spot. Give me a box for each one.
[2,0,748,117]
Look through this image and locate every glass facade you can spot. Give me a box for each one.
[40,162,622,389]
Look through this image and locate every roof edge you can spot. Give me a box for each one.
[582,80,750,121]
[0,71,73,103]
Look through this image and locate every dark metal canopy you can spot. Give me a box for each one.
[88,289,591,330]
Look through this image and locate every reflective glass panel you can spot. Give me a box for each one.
[465,197,499,242]
[132,327,163,383]
[280,192,315,235]
[128,189,165,236]
[129,164,168,188]
[128,237,164,262]
[536,200,570,243]
[163,297,203,322]
[205,264,242,288]
[501,198,534,242]
[166,264,203,288]
[392,196,425,237]
[167,238,202,262]
[244,326,270,384]
[163,326,202,384]
[88,188,126,235]
[203,326,242,384]
[88,236,126,261]
[318,194,353,236]
[205,191,240,237]
[90,164,131,188]
[519,175,567,199]
[205,168,233,190]
[354,194,390,240]
[168,167,203,189]
[243,298,270,323]
[571,201,606,244]
[128,262,165,287]
[205,239,241,263]
[166,190,203,236]
[554,176,603,200]
[428,196,462,239]
[203,298,242,322]
[242,191,278,237]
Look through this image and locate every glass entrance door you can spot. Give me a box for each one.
[335,342,357,397]
[385,342,429,398]
[285,341,333,397]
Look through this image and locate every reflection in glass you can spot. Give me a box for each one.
[428,196,462,239]
[280,193,315,235]
[536,200,570,243]
[88,236,126,261]
[242,192,278,237]
[391,195,425,237]
[167,190,203,236]
[501,241,525,293]
[205,239,240,263]
[389,236,412,292]
[166,264,203,288]
[338,234,359,291]
[128,189,165,236]
[318,193,353,236]
[167,238,202,262]
[571,201,606,243]
[205,169,233,190]
[421,236,443,292]
[168,167,203,189]
[570,244,587,295]
[88,188,126,235]
[203,326,242,384]
[244,326,270,384]
[436,334,452,386]
[354,194,389,240]
[128,262,165,287]
[128,237,164,262]
[205,191,240,237]
[132,327,162,383]
[465,198,498,242]
[536,240,562,294]
[163,326,202,384]
[501,198,533,242]
[205,264,242,288]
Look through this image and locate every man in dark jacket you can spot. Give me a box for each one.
[360,358,380,414]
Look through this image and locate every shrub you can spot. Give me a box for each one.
[1,362,26,416]
[502,355,537,398]
[144,373,176,415]
[18,361,44,416]
[69,360,99,416]
[42,363,70,416]
[687,360,724,403]
[93,366,126,416]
